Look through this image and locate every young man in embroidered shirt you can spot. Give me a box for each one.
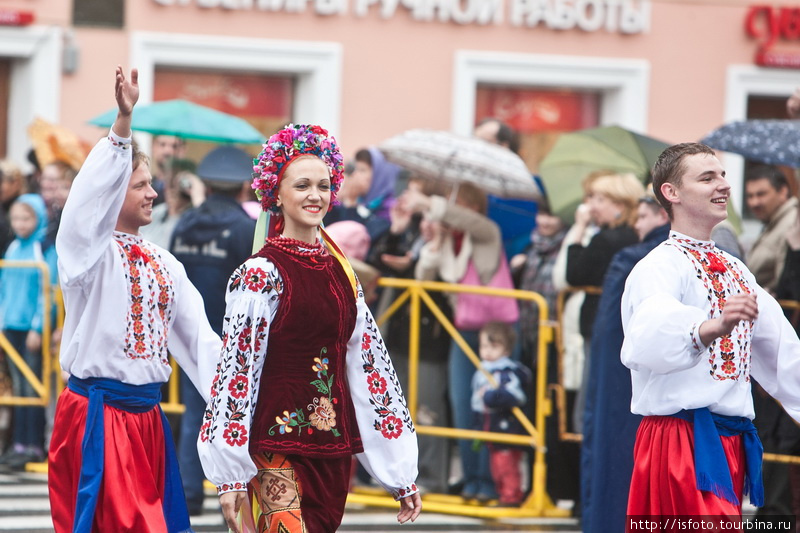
[620,142,800,524]
[47,66,221,533]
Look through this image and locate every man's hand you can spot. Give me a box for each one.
[699,292,758,346]
[390,200,413,235]
[115,66,139,116]
[402,189,432,214]
[26,331,42,352]
[113,66,138,138]
[381,252,413,272]
[220,491,247,533]
[397,492,422,524]
[788,87,800,119]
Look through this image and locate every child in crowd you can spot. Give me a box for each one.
[471,321,531,506]
[0,193,57,469]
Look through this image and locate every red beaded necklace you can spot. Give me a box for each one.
[267,235,327,257]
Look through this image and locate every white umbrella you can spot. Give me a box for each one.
[379,129,542,200]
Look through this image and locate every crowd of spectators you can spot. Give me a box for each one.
[1,107,800,528]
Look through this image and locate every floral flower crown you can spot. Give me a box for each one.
[252,123,345,214]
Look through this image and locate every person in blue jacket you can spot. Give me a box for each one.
[471,321,532,506]
[169,145,256,515]
[0,193,58,469]
[580,194,669,532]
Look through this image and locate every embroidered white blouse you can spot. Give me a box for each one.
[621,231,800,421]
[197,255,420,499]
[55,130,221,395]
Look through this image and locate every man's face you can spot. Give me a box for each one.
[40,164,66,209]
[667,153,730,227]
[151,136,185,173]
[117,164,157,234]
[634,201,668,240]
[745,177,789,223]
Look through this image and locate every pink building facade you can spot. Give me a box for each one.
[0,0,798,220]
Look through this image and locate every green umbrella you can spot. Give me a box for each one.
[538,125,670,223]
[88,99,265,144]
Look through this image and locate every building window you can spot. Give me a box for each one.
[475,85,600,172]
[73,0,124,28]
[154,67,294,162]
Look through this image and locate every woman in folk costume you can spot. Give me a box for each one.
[47,67,222,533]
[198,124,421,533]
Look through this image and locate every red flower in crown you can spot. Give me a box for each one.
[706,252,726,274]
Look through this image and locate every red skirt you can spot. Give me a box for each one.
[48,388,169,533]
[626,416,745,521]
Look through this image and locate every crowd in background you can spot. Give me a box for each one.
[0,105,799,528]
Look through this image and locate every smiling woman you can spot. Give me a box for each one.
[275,155,331,244]
[198,124,422,533]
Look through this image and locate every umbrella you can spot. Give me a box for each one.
[378,129,542,200]
[538,125,671,222]
[700,119,800,168]
[27,117,92,170]
[88,99,264,144]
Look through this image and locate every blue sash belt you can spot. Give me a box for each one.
[672,408,763,507]
[68,376,193,533]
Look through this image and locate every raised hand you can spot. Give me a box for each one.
[112,66,138,138]
[115,65,139,116]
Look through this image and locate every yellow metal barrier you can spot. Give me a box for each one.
[0,260,56,408]
[346,278,568,518]
[551,288,800,468]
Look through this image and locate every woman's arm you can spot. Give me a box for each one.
[197,258,281,518]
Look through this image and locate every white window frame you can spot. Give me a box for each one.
[451,51,650,136]
[131,32,342,143]
[724,65,798,229]
[0,26,61,172]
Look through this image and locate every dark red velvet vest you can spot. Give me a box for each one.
[249,242,363,458]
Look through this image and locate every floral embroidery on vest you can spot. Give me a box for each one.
[360,312,415,439]
[667,234,754,381]
[114,233,174,363]
[268,347,342,437]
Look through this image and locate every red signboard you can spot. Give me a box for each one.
[745,5,800,69]
[475,87,599,133]
[0,10,34,26]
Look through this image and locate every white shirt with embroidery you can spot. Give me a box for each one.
[621,230,800,420]
[197,255,420,500]
[55,130,221,395]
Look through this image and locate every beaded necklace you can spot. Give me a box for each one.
[267,235,327,258]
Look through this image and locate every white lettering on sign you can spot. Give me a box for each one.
[509,0,648,33]
[152,0,648,31]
